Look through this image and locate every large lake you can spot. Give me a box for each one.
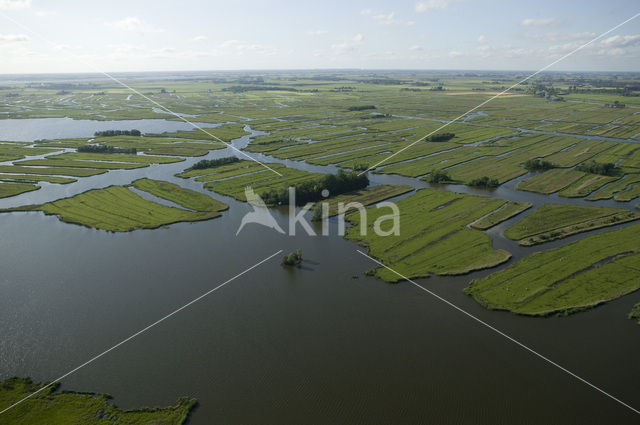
[1,119,639,424]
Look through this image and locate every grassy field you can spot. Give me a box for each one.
[15,159,149,170]
[0,182,40,198]
[516,169,586,194]
[131,178,228,212]
[465,223,640,316]
[558,174,618,198]
[346,188,511,282]
[49,152,184,164]
[0,377,196,425]
[0,174,76,184]
[0,143,62,162]
[4,181,227,232]
[195,161,323,201]
[586,173,640,201]
[504,204,640,245]
[0,165,106,177]
[469,201,532,230]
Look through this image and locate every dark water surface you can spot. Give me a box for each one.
[1,120,639,424]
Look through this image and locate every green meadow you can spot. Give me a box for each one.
[504,204,640,245]
[4,180,227,232]
[466,223,640,316]
[346,189,512,282]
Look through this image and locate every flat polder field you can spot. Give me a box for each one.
[2,70,640,424]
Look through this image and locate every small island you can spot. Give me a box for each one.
[282,249,303,267]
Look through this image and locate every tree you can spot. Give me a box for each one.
[524,159,555,172]
[469,176,500,188]
[426,169,451,183]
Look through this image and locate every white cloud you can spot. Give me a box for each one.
[476,35,487,43]
[415,0,452,13]
[409,45,422,51]
[191,35,207,42]
[601,34,640,48]
[0,33,29,42]
[448,50,462,57]
[521,17,556,27]
[0,0,30,10]
[370,12,415,27]
[105,17,164,33]
[216,39,277,56]
[306,29,328,36]
[331,34,364,55]
[362,10,415,26]
[525,31,595,42]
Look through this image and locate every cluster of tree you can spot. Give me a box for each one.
[576,161,619,176]
[261,170,369,206]
[223,86,300,93]
[429,86,445,91]
[605,100,626,108]
[188,156,240,170]
[282,249,303,267]
[55,90,71,95]
[426,169,451,183]
[94,129,141,137]
[77,145,137,154]
[254,138,296,146]
[428,133,455,142]
[524,159,555,172]
[330,86,355,92]
[347,105,376,111]
[401,88,423,92]
[469,176,500,188]
[355,78,406,85]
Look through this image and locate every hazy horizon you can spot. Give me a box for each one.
[0,0,639,74]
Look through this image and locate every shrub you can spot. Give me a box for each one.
[469,176,500,188]
[524,159,555,172]
[188,157,240,170]
[426,169,451,184]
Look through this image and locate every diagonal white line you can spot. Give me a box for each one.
[356,249,640,416]
[358,11,640,175]
[0,249,283,416]
[0,12,283,177]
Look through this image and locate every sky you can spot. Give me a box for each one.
[0,0,639,74]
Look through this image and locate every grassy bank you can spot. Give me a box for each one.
[0,182,40,198]
[0,377,196,425]
[504,204,640,245]
[346,188,512,282]
[465,223,640,316]
[3,180,227,232]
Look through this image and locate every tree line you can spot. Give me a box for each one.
[347,105,376,111]
[576,161,619,176]
[428,132,455,142]
[188,157,240,170]
[524,159,555,172]
[261,170,369,206]
[94,129,141,137]
[77,145,137,154]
